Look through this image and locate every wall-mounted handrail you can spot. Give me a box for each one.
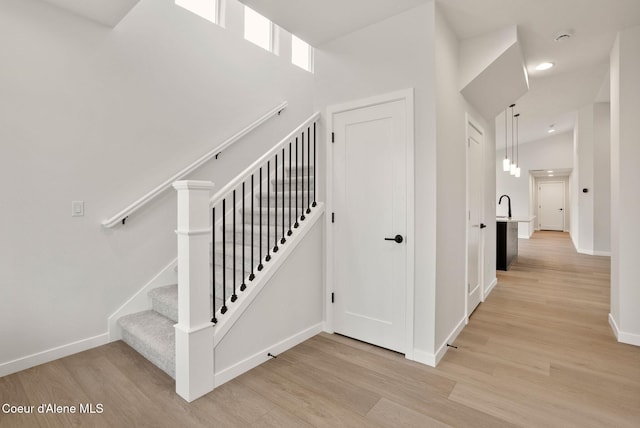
[210,111,320,205]
[101,101,288,228]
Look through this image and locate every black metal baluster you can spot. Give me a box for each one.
[274,155,279,253]
[313,122,317,208]
[221,199,227,314]
[249,173,256,281]
[300,130,306,222]
[231,191,237,302]
[266,161,271,262]
[281,147,286,244]
[241,182,246,291]
[288,142,293,236]
[306,126,311,214]
[258,168,264,271]
[294,137,299,229]
[212,207,217,323]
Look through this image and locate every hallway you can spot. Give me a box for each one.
[1,232,639,427]
[440,230,640,426]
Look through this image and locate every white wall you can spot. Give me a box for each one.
[574,104,595,253]
[0,0,316,368]
[593,103,611,254]
[610,25,640,345]
[572,102,611,255]
[496,131,574,237]
[315,1,496,362]
[314,3,439,358]
[435,7,496,354]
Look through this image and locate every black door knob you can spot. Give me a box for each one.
[384,234,404,244]
[480,223,487,229]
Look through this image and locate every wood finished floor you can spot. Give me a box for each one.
[1,231,639,427]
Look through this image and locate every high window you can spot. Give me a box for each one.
[175,0,219,24]
[291,35,313,72]
[244,6,273,52]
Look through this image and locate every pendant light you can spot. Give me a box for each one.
[514,113,521,178]
[502,107,510,171]
[509,104,516,175]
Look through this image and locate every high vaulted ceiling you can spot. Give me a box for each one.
[244,0,640,144]
[37,0,640,145]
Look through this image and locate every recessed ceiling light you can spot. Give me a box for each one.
[536,62,555,71]
[548,124,556,133]
[547,170,554,173]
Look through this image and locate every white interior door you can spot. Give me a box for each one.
[332,98,408,353]
[467,119,484,316]
[539,182,564,231]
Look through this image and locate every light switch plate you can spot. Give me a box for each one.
[72,201,84,217]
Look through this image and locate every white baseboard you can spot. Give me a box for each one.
[0,333,108,378]
[609,313,640,346]
[518,234,530,240]
[214,322,323,387]
[107,258,178,341]
[484,277,498,300]
[412,316,467,367]
[577,248,611,256]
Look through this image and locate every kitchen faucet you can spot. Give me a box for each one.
[499,194,512,218]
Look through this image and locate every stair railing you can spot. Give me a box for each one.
[209,112,320,323]
[171,111,319,402]
[101,101,287,228]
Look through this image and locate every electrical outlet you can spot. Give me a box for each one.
[72,201,84,217]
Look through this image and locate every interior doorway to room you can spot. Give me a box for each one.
[538,181,565,230]
[530,170,571,233]
[466,116,484,318]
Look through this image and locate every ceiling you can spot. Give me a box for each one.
[239,0,430,46]
[243,0,640,145]
[37,0,640,145]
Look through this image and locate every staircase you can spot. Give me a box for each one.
[115,115,321,401]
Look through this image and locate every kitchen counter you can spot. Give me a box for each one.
[496,220,519,270]
[496,216,536,223]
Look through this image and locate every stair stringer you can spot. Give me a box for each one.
[108,258,178,341]
[213,204,325,387]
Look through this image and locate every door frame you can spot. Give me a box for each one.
[538,180,565,231]
[325,88,415,360]
[465,114,485,321]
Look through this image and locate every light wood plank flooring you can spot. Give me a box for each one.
[1,231,639,427]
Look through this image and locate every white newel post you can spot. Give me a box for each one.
[173,180,215,402]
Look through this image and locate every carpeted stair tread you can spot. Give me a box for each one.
[118,310,176,379]
[148,284,178,323]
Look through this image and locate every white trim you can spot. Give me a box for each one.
[518,234,530,239]
[0,333,108,377]
[213,204,325,347]
[484,277,498,300]
[108,258,178,341]
[413,316,466,367]
[101,101,287,228]
[214,322,323,387]
[465,113,485,315]
[578,248,612,256]
[325,88,415,357]
[609,313,640,346]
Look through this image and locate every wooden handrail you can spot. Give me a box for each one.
[101,101,287,228]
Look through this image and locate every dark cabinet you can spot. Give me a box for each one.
[497,221,518,270]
